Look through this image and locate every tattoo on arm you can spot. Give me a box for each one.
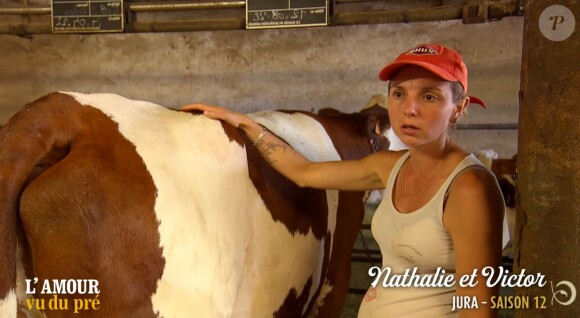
[256,140,287,164]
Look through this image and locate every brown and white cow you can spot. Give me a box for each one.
[474,149,517,255]
[491,154,517,256]
[0,92,392,318]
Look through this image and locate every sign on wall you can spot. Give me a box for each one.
[51,0,124,33]
[246,0,328,29]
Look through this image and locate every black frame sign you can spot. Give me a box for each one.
[246,0,328,29]
[51,0,124,33]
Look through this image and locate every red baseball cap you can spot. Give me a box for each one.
[379,44,486,108]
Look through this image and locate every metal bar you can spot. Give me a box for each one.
[0,2,521,34]
[129,1,245,12]
[352,248,381,255]
[335,2,519,25]
[0,7,51,15]
[0,1,247,15]
[351,255,382,263]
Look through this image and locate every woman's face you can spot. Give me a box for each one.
[387,66,458,148]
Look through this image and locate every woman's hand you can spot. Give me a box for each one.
[181,103,247,128]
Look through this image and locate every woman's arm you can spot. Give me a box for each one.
[444,169,505,318]
[181,103,398,191]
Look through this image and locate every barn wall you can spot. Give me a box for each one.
[0,17,523,157]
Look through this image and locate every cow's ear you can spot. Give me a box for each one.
[361,105,390,152]
[361,105,389,134]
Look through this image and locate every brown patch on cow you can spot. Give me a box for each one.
[1,93,164,317]
[318,108,341,116]
[491,156,517,180]
[274,277,314,318]
[491,156,517,208]
[243,129,329,239]
[219,121,245,147]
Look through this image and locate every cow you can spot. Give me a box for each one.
[0,92,393,318]
[474,149,517,257]
[490,154,517,257]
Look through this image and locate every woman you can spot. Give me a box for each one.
[182,43,504,318]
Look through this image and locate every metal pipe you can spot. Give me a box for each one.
[0,7,51,15]
[129,1,245,12]
[351,255,382,263]
[0,1,247,15]
[352,248,381,255]
[335,2,519,25]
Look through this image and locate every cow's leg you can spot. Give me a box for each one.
[314,192,366,317]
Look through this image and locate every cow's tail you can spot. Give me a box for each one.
[0,93,74,317]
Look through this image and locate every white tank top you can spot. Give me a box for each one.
[358,152,494,318]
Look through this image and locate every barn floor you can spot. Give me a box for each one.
[341,205,516,318]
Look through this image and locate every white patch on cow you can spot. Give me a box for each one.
[473,149,499,169]
[0,289,17,318]
[309,279,333,318]
[386,128,407,151]
[65,93,340,317]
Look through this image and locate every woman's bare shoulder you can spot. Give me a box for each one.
[367,149,407,166]
[445,166,504,228]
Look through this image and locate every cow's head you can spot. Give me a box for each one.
[316,105,391,159]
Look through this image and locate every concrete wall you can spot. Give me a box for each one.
[0,17,523,157]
